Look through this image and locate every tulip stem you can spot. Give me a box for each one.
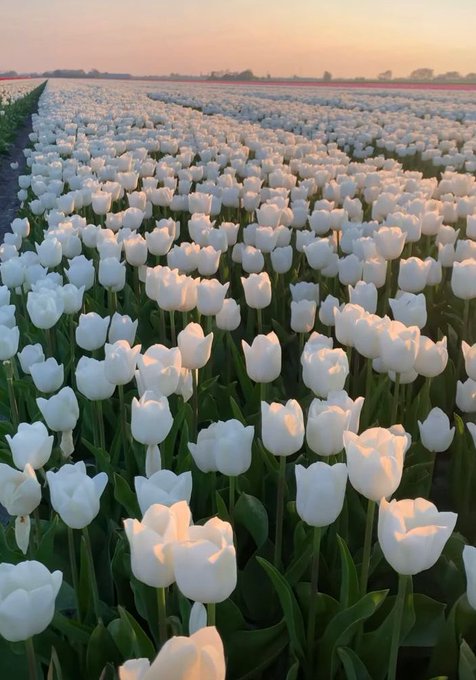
[274,456,287,568]
[45,327,55,358]
[169,311,176,345]
[157,587,167,646]
[25,637,38,680]
[68,526,80,619]
[207,602,216,626]
[306,526,322,675]
[192,368,199,440]
[82,527,101,623]
[257,307,263,334]
[390,373,400,425]
[388,574,410,680]
[118,384,132,478]
[95,400,106,452]
[3,360,19,428]
[229,476,235,516]
[360,499,375,595]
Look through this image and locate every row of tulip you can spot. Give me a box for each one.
[0,80,45,155]
[0,78,475,679]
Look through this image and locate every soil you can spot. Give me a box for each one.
[0,113,35,241]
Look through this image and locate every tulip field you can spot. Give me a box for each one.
[0,77,476,679]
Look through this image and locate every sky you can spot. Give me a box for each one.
[1,0,475,78]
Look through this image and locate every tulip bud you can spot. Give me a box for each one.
[261,400,304,457]
[177,322,213,370]
[242,331,281,384]
[418,408,455,452]
[241,272,272,309]
[295,462,347,526]
[131,391,173,446]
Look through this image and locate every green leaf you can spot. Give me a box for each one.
[229,396,246,424]
[337,535,360,608]
[459,639,476,680]
[46,647,63,680]
[114,473,140,518]
[226,619,288,680]
[235,493,269,548]
[256,556,306,659]
[118,606,155,659]
[51,613,92,644]
[107,618,135,660]
[337,647,372,680]
[403,594,446,647]
[319,590,388,678]
[286,659,300,680]
[86,622,122,680]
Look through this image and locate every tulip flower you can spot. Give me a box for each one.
[75,312,110,351]
[0,560,62,642]
[104,340,141,386]
[177,322,213,370]
[173,517,236,604]
[124,500,191,588]
[418,408,455,452]
[343,427,410,502]
[295,462,348,527]
[414,336,448,378]
[46,461,108,529]
[463,545,476,610]
[242,331,281,384]
[215,298,241,331]
[462,341,476,380]
[108,312,138,345]
[301,342,349,398]
[188,419,254,476]
[134,470,193,514]
[30,357,64,393]
[6,422,53,470]
[378,497,457,575]
[451,260,476,300]
[17,343,45,375]
[136,345,182,397]
[75,357,116,401]
[37,386,79,457]
[241,272,272,309]
[118,627,225,680]
[378,320,420,374]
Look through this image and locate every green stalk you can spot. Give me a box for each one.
[388,574,410,680]
[25,637,38,680]
[118,384,132,477]
[82,527,101,622]
[192,368,199,440]
[169,310,176,345]
[360,499,376,595]
[257,307,263,335]
[274,455,287,568]
[306,526,322,675]
[95,400,106,452]
[157,587,167,646]
[4,360,19,428]
[207,602,216,626]
[229,475,236,516]
[390,373,401,425]
[68,526,80,619]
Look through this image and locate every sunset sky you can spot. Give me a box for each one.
[1,0,475,78]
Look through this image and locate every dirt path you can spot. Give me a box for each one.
[0,113,35,241]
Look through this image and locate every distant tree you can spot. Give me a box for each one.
[409,68,434,80]
[434,71,461,81]
[323,70,332,82]
[378,70,392,81]
[466,72,476,81]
